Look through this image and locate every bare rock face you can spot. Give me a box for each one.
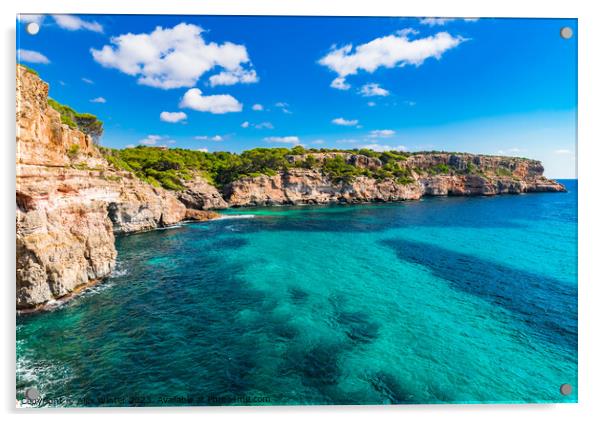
[107,174,186,234]
[286,152,382,169]
[17,199,116,307]
[185,209,221,221]
[16,66,188,309]
[227,168,422,206]
[175,175,228,210]
[226,153,566,207]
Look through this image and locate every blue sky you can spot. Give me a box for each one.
[17,15,577,178]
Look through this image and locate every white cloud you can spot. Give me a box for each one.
[18,49,49,64]
[336,139,359,145]
[264,136,300,145]
[197,148,209,152]
[275,102,292,114]
[419,18,454,26]
[209,68,258,86]
[312,139,325,145]
[360,143,407,152]
[53,15,103,33]
[332,117,359,126]
[497,147,523,155]
[179,88,242,114]
[19,14,104,32]
[330,76,351,90]
[82,78,94,84]
[420,17,479,26]
[367,101,376,107]
[160,111,187,123]
[20,15,44,24]
[125,144,136,149]
[554,149,573,155]
[252,103,264,111]
[255,122,274,129]
[404,100,417,106]
[139,135,162,145]
[319,30,463,88]
[91,23,255,89]
[90,97,106,103]
[359,83,390,97]
[369,129,395,138]
[195,135,223,142]
[242,121,274,129]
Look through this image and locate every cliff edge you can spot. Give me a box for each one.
[226,152,565,206]
[16,66,216,310]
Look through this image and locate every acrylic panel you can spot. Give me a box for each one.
[16,14,577,407]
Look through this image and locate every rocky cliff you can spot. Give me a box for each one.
[16,66,216,310]
[16,66,566,310]
[226,152,565,206]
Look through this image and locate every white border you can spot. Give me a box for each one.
[2,1,601,421]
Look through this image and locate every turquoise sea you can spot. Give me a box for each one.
[16,180,577,406]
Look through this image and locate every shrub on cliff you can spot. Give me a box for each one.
[322,156,364,184]
[47,98,104,144]
[495,167,513,177]
[18,63,38,76]
[427,164,451,175]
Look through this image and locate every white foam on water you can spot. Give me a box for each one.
[109,262,129,278]
[155,224,184,230]
[217,214,255,220]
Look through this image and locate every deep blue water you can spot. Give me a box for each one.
[16,180,577,406]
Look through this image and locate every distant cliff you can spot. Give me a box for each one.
[15,66,566,310]
[226,152,565,206]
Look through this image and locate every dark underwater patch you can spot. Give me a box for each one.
[368,371,417,404]
[299,344,342,387]
[381,238,577,353]
[288,287,309,304]
[336,310,380,345]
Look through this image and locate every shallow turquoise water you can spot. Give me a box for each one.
[16,181,577,406]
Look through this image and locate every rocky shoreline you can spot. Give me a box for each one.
[16,66,566,311]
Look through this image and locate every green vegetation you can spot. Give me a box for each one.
[322,156,364,184]
[427,164,451,175]
[100,146,418,191]
[47,98,104,143]
[67,144,80,159]
[495,167,513,177]
[99,146,528,192]
[19,64,38,76]
[466,161,476,174]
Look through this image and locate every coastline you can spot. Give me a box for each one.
[16,182,572,315]
[15,65,567,311]
[16,181,578,404]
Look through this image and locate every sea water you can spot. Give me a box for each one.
[16,180,578,406]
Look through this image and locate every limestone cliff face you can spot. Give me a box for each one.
[226,169,422,206]
[16,66,188,309]
[226,152,565,207]
[175,175,228,210]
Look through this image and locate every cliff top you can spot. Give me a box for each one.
[17,65,546,191]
